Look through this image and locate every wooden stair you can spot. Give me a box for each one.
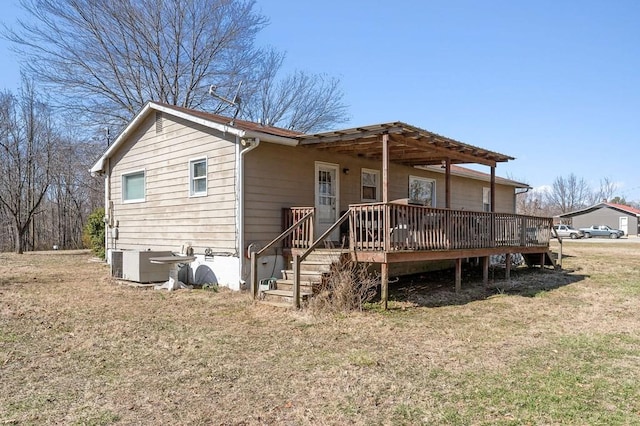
[522,250,558,269]
[259,249,348,306]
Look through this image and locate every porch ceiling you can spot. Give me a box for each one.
[297,122,514,167]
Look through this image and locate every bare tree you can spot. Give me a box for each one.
[242,50,349,132]
[45,140,104,249]
[588,177,618,205]
[516,189,539,216]
[0,80,58,253]
[545,173,593,215]
[5,0,348,131]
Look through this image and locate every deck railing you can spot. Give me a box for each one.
[348,202,552,251]
[282,203,552,252]
[281,207,315,249]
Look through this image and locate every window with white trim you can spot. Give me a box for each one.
[483,187,491,212]
[361,168,379,202]
[190,158,207,196]
[409,176,436,206]
[122,170,145,203]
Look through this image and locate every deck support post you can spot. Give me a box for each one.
[505,253,511,280]
[557,244,562,268]
[445,158,451,209]
[382,133,389,203]
[250,251,258,299]
[381,262,389,310]
[490,166,496,247]
[292,254,301,309]
[455,258,462,293]
[540,252,546,269]
[482,256,489,287]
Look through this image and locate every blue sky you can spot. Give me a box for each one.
[1,1,639,200]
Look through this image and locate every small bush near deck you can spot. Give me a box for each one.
[309,261,380,314]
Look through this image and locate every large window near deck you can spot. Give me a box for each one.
[361,168,379,202]
[122,170,145,203]
[408,175,435,206]
[483,187,491,212]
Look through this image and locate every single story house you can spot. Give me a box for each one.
[90,101,554,306]
[557,202,640,236]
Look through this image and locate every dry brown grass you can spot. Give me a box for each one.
[2,242,640,425]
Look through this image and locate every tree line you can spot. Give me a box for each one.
[516,174,637,217]
[0,80,104,253]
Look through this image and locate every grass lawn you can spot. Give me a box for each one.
[1,241,640,425]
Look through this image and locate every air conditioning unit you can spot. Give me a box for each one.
[114,250,174,283]
[111,250,123,279]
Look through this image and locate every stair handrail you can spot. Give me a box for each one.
[250,210,314,299]
[291,210,351,308]
[256,210,314,258]
[299,210,351,262]
[551,222,562,268]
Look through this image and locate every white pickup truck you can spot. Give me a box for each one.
[552,224,584,239]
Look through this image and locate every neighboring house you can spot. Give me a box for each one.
[557,202,640,236]
[91,101,553,305]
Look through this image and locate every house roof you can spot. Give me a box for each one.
[424,164,530,188]
[158,102,304,139]
[298,122,514,168]
[91,102,517,174]
[558,202,640,218]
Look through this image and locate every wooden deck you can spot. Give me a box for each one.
[284,203,552,260]
[253,204,554,308]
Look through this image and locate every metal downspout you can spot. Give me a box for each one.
[238,137,260,288]
[104,157,110,260]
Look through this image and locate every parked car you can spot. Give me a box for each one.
[579,225,625,239]
[552,224,584,239]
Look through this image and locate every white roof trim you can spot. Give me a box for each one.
[152,103,246,138]
[90,102,299,174]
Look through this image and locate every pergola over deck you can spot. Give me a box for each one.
[298,121,515,211]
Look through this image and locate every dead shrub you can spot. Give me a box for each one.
[308,261,380,314]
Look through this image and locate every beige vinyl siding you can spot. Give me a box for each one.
[108,113,237,253]
[447,175,514,213]
[243,143,517,246]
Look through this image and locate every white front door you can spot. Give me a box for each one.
[315,162,340,241]
[619,216,628,235]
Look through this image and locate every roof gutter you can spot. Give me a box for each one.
[245,130,298,146]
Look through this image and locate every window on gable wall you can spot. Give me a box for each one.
[409,175,436,206]
[122,170,145,203]
[361,168,379,202]
[190,158,207,196]
[483,187,491,212]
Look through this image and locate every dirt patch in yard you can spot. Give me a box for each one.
[2,243,640,424]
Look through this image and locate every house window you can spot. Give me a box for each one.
[122,170,145,203]
[190,158,207,196]
[483,187,491,212]
[409,176,435,206]
[361,168,379,202]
